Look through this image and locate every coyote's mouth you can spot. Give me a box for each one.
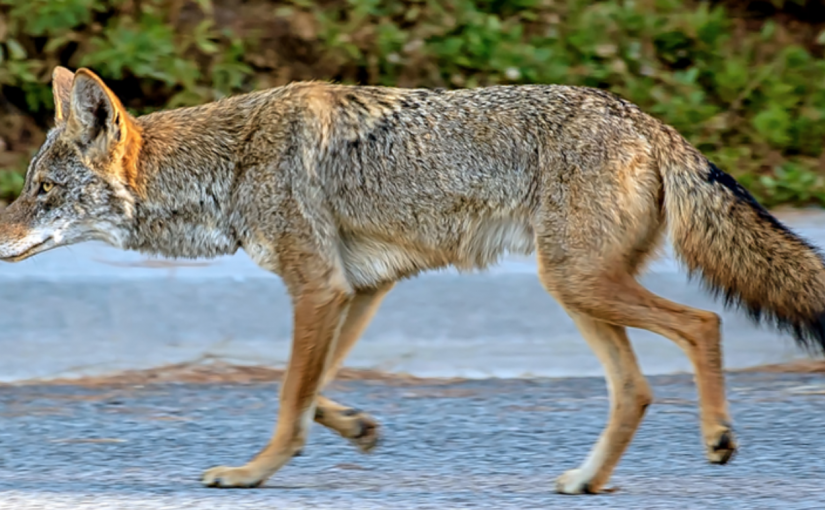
[0,237,56,263]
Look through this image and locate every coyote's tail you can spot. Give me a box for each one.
[656,127,825,354]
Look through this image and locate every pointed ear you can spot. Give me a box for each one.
[66,68,134,160]
[52,66,75,125]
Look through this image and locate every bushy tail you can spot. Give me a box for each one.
[657,131,825,355]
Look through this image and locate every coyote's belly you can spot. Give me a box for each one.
[339,213,535,288]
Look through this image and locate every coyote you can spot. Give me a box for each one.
[1,66,823,494]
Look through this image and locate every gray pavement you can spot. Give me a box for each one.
[2,372,825,509]
[2,209,825,383]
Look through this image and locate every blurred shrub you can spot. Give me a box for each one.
[1,0,824,207]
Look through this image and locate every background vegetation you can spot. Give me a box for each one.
[1,0,824,207]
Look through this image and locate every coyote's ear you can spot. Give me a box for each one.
[66,68,134,161]
[52,66,75,125]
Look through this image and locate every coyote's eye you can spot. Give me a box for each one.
[38,181,54,195]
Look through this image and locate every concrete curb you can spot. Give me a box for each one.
[2,208,824,382]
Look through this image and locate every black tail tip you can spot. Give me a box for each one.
[696,275,825,357]
[789,312,825,356]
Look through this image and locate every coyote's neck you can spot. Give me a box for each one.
[120,101,253,259]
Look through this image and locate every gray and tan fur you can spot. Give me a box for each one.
[2,66,824,494]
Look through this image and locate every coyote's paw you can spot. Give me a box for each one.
[705,425,737,465]
[555,469,616,495]
[342,409,380,453]
[201,465,266,488]
[317,406,381,453]
[555,469,593,495]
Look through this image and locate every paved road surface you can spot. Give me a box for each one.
[2,371,825,509]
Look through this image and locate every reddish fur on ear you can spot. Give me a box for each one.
[72,68,132,122]
[120,117,143,194]
[66,68,143,192]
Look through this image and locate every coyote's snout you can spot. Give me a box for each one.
[2,65,824,495]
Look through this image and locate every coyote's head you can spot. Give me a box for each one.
[0,67,141,262]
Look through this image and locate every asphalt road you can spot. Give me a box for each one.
[2,372,825,509]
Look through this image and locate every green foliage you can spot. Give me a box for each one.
[1,0,824,207]
[0,168,24,203]
[0,0,251,114]
[756,164,825,207]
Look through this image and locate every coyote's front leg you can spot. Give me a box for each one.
[202,272,352,488]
